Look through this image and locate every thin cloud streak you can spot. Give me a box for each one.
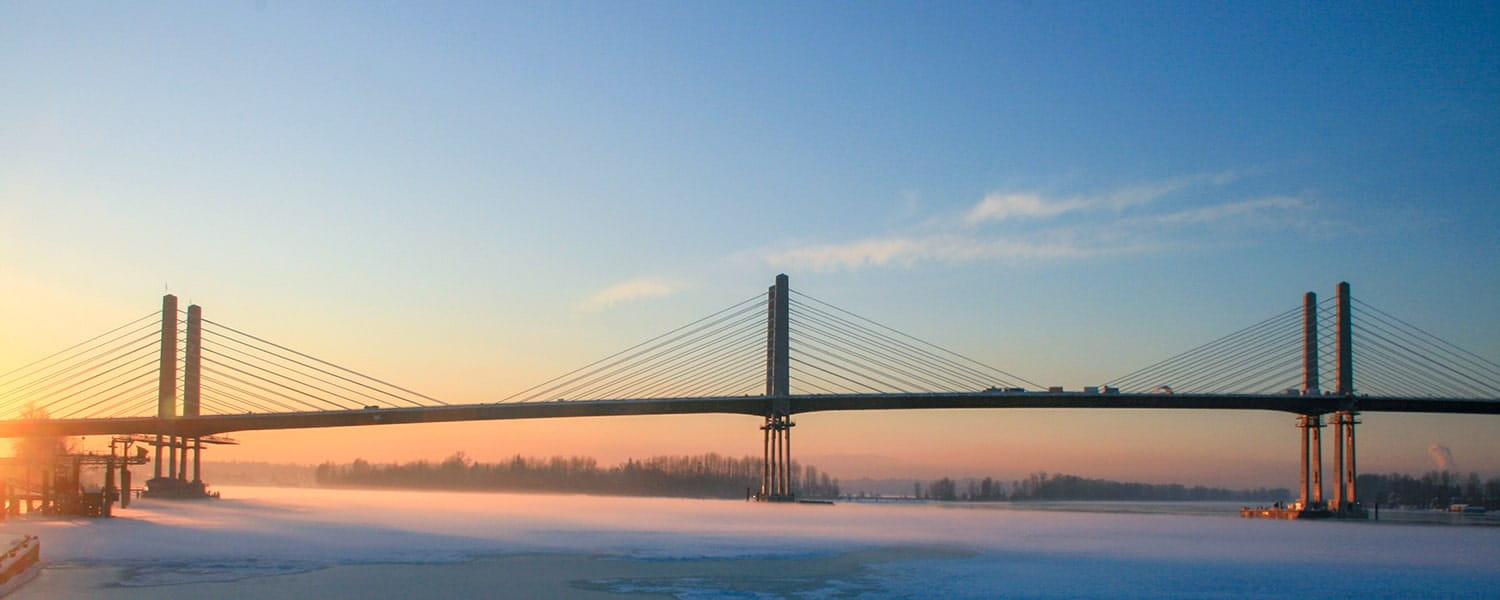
[964,193,1083,224]
[963,171,1242,226]
[765,172,1328,272]
[1144,196,1308,226]
[578,278,684,312]
[766,234,1156,272]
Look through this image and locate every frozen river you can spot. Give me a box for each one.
[4,486,1497,598]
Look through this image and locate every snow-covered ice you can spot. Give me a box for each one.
[3,486,1497,598]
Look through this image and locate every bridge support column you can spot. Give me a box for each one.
[760,414,794,501]
[1344,411,1358,507]
[1296,414,1323,509]
[1332,412,1345,511]
[1311,415,1323,505]
[1297,415,1307,507]
[1329,410,1361,512]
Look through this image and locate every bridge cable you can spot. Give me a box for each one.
[1355,299,1500,379]
[1108,305,1303,393]
[1352,312,1499,397]
[0,311,158,384]
[790,303,1001,391]
[564,306,762,400]
[202,318,448,406]
[790,292,1042,389]
[498,294,761,403]
[0,323,160,410]
[542,303,761,400]
[199,329,426,409]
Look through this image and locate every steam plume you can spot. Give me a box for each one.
[1427,444,1456,471]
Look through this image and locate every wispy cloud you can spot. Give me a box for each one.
[963,171,1242,226]
[964,193,1084,224]
[1144,195,1307,226]
[764,171,1327,272]
[577,278,684,312]
[766,234,1159,272]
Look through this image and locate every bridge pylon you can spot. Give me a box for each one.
[154,294,177,481]
[143,295,215,499]
[1259,283,1364,519]
[757,274,796,502]
[1330,282,1362,514]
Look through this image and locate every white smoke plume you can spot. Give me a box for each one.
[1427,444,1456,471]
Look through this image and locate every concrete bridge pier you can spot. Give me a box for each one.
[1296,413,1324,509]
[1331,410,1360,512]
[760,413,794,501]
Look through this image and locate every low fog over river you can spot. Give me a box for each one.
[6,486,1497,598]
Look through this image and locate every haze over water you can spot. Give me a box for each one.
[7,486,1498,598]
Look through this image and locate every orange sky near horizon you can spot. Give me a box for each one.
[5,281,1499,491]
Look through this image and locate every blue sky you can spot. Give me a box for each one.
[2,2,1497,484]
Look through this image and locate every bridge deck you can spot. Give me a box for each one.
[2,391,1495,438]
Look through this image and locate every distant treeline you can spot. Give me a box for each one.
[1358,471,1500,508]
[905,472,1291,502]
[314,452,841,499]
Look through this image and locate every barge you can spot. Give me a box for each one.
[0,535,40,597]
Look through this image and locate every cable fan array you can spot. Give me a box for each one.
[1347,299,1500,399]
[499,294,768,403]
[1108,303,1308,395]
[0,312,162,420]
[501,290,1041,403]
[196,317,446,414]
[0,310,447,420]
[787,292,1039,394]
[1112,296,1500,400]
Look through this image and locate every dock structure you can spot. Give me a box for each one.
[0,436,150,518]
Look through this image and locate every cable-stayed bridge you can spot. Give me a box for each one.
[2,276,1497,508]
